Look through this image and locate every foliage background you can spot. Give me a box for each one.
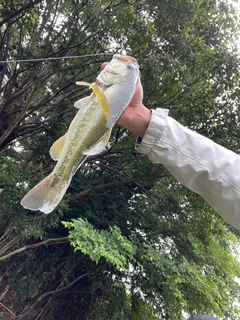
[0,0,240,319]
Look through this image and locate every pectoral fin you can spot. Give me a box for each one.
[50,134,66,161]
[76,81,110,118]
[82,130,111,156]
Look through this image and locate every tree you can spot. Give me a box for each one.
[0,0,240,319]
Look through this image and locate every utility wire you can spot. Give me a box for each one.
[0,53,114,64]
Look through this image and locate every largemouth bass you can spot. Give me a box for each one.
[21,54,140,214]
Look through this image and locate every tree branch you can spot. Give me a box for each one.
[17,273,90,320]
[159,0,195,14]
[0,301,16,317]
[66,175,166,203]
[0,0,44,27]
[0,237,69,261]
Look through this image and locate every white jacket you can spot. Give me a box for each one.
[137,108,240,229]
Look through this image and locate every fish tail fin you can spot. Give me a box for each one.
[21,174,69,214]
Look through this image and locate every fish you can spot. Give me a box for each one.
[21,54,140,214]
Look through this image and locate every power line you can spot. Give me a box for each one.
[0,53,114,64]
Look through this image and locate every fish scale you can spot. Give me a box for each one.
[53,100,106,180]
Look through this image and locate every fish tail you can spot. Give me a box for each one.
[21,174,69,214]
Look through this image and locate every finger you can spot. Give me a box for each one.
[100,62,109,71]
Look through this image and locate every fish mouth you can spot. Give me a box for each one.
[113,54,137,65]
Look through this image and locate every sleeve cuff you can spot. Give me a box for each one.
[135,108,169,155]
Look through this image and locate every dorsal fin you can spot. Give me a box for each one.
[74,96,91,109]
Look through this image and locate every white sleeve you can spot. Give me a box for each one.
[136,108,240,229]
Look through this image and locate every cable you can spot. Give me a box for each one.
[0,53,114,64]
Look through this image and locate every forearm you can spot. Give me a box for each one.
[136,108,240,228]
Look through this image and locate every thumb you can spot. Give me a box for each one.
[100,62,109,71]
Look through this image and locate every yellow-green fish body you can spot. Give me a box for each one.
[21,55,139,214]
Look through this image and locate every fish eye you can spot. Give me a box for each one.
[127,64,133,69]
